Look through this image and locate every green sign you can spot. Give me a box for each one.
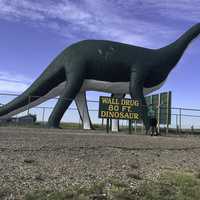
[145,91,171,125]
[99,96,141,120]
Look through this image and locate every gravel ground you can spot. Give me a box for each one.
[1,127,200,199]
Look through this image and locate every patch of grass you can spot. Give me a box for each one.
[137,170,200,200]
[0,187,10,199]
[60,122,81,129]
[195,170,200,179]
[24,189,87,200]
[108,178,128,188]
[24,171,200,200]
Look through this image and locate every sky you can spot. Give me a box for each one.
[0,0,200,110]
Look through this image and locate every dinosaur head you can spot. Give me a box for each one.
[155,23,200,77]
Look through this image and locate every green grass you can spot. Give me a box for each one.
[136,170,200,200]
[24,170,200,200]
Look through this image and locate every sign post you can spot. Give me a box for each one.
[129,120,132,134]
[106,118,109,133]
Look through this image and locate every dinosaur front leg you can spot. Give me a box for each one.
[129,71,150,131]
[75,91,94,130]
[48,72,84,128]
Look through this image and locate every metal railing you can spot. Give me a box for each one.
[0,93,200,134]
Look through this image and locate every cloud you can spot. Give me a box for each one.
[0,71,31,93]
[111,0,200,22]
[0,0,178,48]
[0,80,28,93]
[146,0,200,22]
[0,0,45,20]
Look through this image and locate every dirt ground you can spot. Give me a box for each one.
[0,127,200,199]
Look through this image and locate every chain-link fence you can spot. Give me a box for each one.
[0,93,200,134]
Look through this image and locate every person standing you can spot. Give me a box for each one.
[147,105,158,136]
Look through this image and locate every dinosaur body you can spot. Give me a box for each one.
[0,23,200,130]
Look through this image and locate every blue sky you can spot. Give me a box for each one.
[0,0,200,109]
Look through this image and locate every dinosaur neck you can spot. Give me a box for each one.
[174,23,200,53]
[158,23,200,74]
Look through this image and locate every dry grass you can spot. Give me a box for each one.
[24,170,200,200]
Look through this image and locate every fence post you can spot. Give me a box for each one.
[110,119,112,131]
[129,120,132,134]
[27,96,31,115]
[157,93,160,134]
[176,114,179,133]
[134,121,137,134]
[106,118,109,133]
[141,122,144,133]
[191,125,194,134]
[83,99,85,129]
[42,107,45,125]
[179,108,182,133]
[166,92,170,135]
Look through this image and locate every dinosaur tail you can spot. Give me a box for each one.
[0,61,66,118]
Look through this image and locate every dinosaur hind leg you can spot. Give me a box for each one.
[75,92,94,130]
[47,71,84,128]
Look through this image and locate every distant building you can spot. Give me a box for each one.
[0,114,36,125]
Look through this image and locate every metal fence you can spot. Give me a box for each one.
[0,93,200,134]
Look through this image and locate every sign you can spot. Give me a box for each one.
[99,96,141,120]
[145,91,171,125]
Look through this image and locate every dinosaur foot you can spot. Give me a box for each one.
[46,123,62,129]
